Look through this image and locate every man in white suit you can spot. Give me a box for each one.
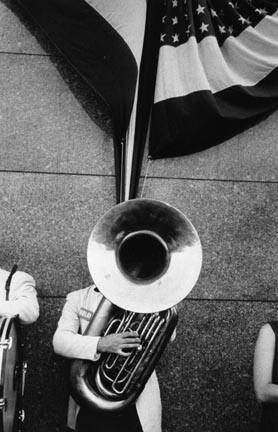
[52,199,195,432]
[53,284,162,432]
[0,266,39,324]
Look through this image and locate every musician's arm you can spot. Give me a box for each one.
[52,292,101,361]
[253,323,278,403]
[0,273,39,324]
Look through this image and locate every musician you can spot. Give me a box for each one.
[53,198,201,432]
[0,267,39,324]
[53,283,163,432]
[254,322,278,431]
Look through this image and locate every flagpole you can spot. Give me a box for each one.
[122,0,163,202]
[122,81,140,202]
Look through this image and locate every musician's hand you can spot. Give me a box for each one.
[97,331,142,357]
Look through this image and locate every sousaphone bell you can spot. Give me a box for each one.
[70,199,202,411]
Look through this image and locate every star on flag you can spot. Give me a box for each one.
[196,5,205,15]
[255,8,267,15]
[200,22,209,32]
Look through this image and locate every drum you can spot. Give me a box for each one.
[0,317,26,432]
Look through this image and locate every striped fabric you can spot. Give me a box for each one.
[149,0,278,158]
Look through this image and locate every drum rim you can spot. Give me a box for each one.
[0,317,15,391]
[0,316,20,432]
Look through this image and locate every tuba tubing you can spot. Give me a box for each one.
[70,297,178,412]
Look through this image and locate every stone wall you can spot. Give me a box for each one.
[1,1,277,431]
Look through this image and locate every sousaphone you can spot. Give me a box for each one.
[70,198,202,411]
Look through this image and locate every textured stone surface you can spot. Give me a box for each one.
[141,110,278,182]
[140,178,278,301]
[0,0,45,54]
[157,299,271,432]
[22,298,275,432]
[0,172,115,296]
[0,53,114,175]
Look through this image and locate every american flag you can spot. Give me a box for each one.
[160,0,277,46]
[149,0,278,158]
[15,0,278,198]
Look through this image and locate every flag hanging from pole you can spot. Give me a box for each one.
[15,0,278,199]
[149,0,278,158]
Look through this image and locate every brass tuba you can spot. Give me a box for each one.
[70,198,202,412]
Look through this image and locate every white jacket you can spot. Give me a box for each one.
[0,268,39,324]
[53,286,162,432]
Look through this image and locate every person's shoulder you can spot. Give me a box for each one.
[66,285,96,302]
[258,322,276,339]
[267,321,278,335]
[0,268,35,287]
[13,270,35,285]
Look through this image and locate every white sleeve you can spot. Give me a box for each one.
[0,272,39,324]
[52,291,100,361]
